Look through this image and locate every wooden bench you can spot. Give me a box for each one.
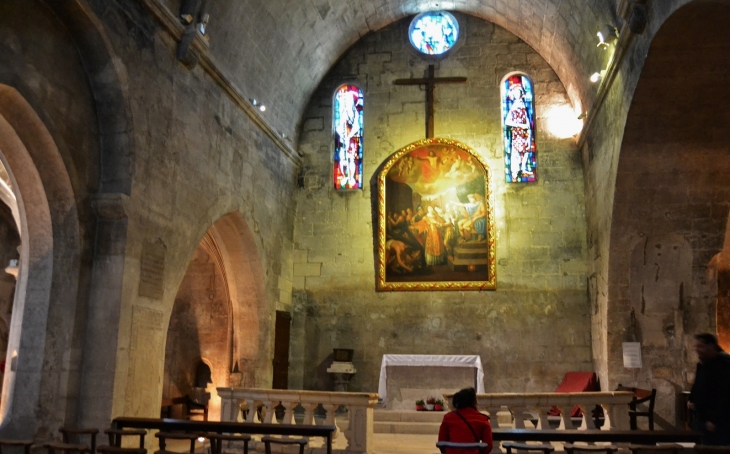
[160,396,208,421]
[112,417,336,454]
[492,428,701,444]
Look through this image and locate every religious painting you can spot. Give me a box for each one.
[409,11,459,55]
[333,84,364,190]
[501,73,537,183]
[377,138,496,291]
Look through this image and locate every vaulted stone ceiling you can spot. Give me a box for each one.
[164,0,618,142]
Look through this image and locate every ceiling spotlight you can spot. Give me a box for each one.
[259,105,266,112]
[596,25,619,49]
[589,71,605,83]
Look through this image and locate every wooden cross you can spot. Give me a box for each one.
[394,64,467,138]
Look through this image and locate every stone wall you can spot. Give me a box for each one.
[580,0,725,427]
[80,0,300,427]
[292,15,592,393]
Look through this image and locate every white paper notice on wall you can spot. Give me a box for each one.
[622,342,642,368]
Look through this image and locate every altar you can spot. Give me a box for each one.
[378,355,485,410]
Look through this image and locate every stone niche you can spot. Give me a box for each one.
[629,235,691,348]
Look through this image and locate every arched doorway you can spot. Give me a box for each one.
[163,212,266,420]
[607,0,730,426]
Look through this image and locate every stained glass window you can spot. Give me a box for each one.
[333,85,364,190]
[501,74,537,183]
[409,11,459,55]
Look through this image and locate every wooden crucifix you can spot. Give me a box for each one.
[394,64,467,138]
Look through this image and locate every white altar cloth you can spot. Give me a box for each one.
[378,354,485,400]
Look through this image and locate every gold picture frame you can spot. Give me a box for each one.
[376,138,496,291]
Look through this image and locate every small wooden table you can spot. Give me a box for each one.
[112,417,336,454]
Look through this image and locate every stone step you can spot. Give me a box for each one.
[373,421,442,435]
[374,410,446,423]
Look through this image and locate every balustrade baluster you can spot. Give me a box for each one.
[578,404,596,430]
[534,406,549,430]
[486,406,502,429]
[556,405,573,430]
[324,403,340,440]
[303,402,317,426]
[263,400,276,424]
[511,406,527,429]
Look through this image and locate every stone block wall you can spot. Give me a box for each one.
[292,14,592,394]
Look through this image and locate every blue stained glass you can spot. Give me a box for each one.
[501,74,537,183]
[333,85,364,190]
[409,11,459,55]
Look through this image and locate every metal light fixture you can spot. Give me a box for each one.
[596,25,619,49]
[589,71,605,83]
[249,98,266,112]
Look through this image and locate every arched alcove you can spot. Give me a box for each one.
[0,85,80,436]
[163,212,267,420]
[607,0,730,426]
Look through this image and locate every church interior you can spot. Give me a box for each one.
[0,0,728,446]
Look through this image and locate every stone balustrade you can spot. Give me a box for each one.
[217,388,379,454]
[444,391,635,431]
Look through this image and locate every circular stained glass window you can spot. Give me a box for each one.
[409,11,459,55]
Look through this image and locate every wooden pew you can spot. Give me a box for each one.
[492,428,701,444]
[112,417,336,454]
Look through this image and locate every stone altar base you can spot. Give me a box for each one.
[385,365,476,410]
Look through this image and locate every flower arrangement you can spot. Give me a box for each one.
[425,397,436,411]
[415,399,425,411]
[434,398,444,411]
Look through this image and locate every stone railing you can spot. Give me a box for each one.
[217,388,379,454]
[444,391,635,430]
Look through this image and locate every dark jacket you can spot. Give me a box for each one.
[690,351,730,429]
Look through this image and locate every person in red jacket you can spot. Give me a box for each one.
[438,387,493,454]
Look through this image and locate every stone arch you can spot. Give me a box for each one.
[164,211,267,420]
[43,0,136,194]
[0,85,80,436]
[606,0,730,426]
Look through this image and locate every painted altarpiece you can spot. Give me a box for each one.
[377,138,496,291]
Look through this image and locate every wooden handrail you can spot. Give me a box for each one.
[491,428,701,444]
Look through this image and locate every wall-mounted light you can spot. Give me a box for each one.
[589,71,605,83]
[249,98,266,112]
[596,25,619,49]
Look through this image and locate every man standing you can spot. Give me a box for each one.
[689,333,730,445]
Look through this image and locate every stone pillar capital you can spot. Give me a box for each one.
[92,192,132,220]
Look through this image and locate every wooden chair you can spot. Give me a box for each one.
[0,438,34,454]
[206,434,250,454]
[45,428,99,454]
[501,442,555,454]
[628,444,684,454]
[102,429,146,449]
[564,444,618,454]
[617,384,657,430]
[160,396,208,421]
[261,436,307,454]
[436,442,491,454]
[97,448,146,454]
[154,432,200,454]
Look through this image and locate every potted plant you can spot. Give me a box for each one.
[425,397,436,411]
[434,398,444,411]
[415,399,425,411]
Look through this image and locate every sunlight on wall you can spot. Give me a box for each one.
[545,104,584,139]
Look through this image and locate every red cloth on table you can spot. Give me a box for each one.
[547,371,599,417]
